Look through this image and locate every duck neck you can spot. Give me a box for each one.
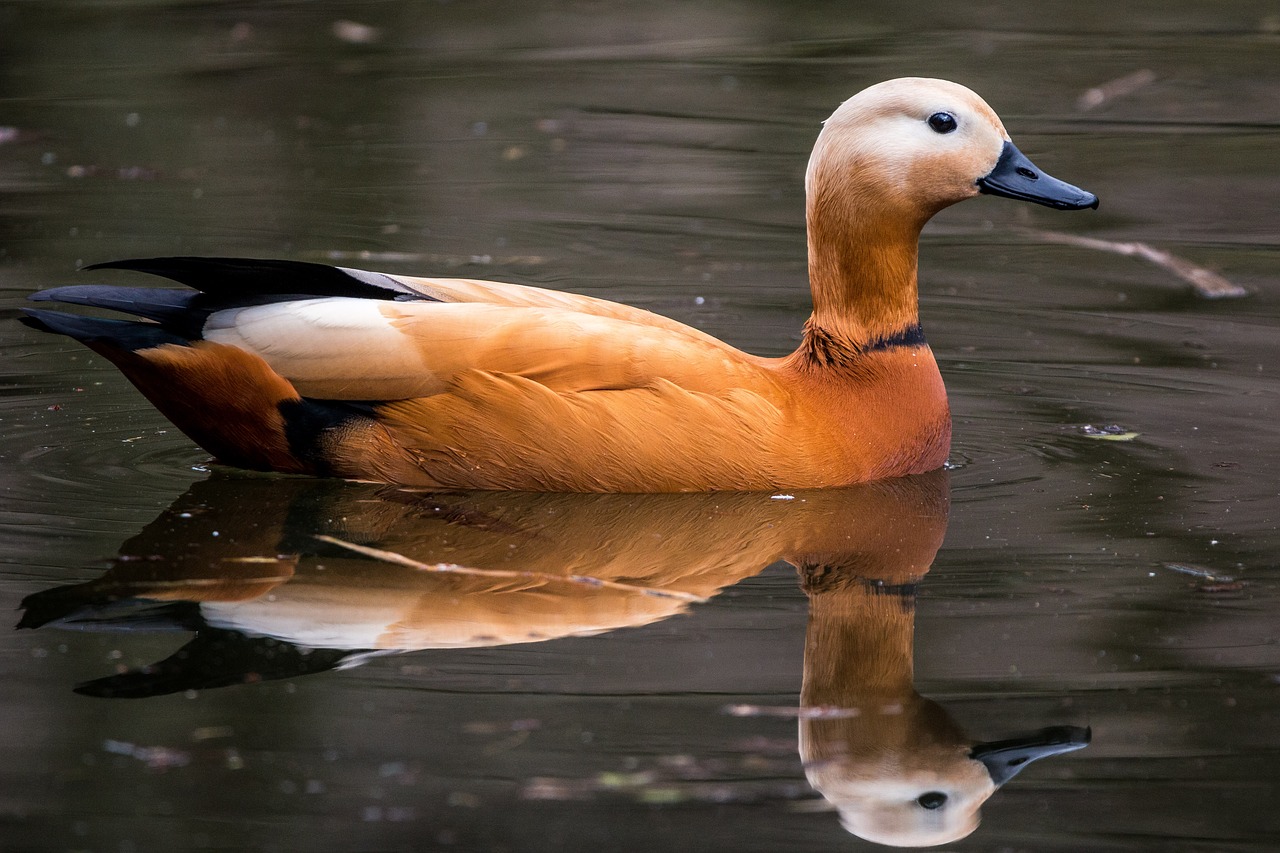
[799,193,926,366]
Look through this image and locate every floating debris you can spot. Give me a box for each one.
[190,726,235,741]
[1195,580,1246,594]
[103,739,191,770]
[1078,424,1141,441]
[332,20,381,45]
[1163,563,1241,584]
[598,771,659,789]
[1163,562,1226,581]
[1163,562,1246,594]
[1029,230,1248,299]
[1077,69,1158,111]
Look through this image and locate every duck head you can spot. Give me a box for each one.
[808,77,1098,225]
[801,77,1097,351]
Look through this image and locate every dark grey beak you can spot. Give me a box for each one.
[970,725,1092,786]
[977,141,1099,211]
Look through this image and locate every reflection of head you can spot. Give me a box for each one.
[810,724,1091,847]
[803,720,995,847]
[797,570,1089,847]
[800,683,996,847]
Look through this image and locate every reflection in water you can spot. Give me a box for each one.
[19,470,1087,847]
[798,566,1088,846]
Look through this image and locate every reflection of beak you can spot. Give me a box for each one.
[970,725,1092,786]
[977,141,1100,211]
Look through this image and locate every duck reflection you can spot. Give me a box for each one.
[799,557,1088,846]
[20,470,1087,847]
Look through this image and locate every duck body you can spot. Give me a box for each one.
[22,78,1096,492]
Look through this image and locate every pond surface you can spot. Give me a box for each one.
[2,2,1279,851]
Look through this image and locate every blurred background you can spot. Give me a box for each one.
[1,2,1278,851]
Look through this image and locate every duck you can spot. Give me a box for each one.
[21,78,1097,492]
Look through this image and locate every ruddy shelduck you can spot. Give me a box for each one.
[22,78,1097,492]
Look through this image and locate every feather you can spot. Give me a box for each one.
[84,256,430,302]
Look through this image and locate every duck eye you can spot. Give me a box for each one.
[927,112,958,134]
[917,791,948,810]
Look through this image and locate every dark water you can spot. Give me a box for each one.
[2,2,1279,851]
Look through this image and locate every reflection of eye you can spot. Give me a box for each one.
[927,112,958,134]
[917,791,948,810]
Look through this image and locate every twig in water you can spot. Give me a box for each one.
[1077,70,1157,111]
[1028,230,1248,299]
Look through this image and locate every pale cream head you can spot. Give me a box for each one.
[803,749,998,847]
[806,77,1012,223]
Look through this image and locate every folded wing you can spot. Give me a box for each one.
[203,297,775,401]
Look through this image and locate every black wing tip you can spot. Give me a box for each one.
[70,632,363,698]
[77,256,431,302]
[83,256,288,272]
[80,258,138,273]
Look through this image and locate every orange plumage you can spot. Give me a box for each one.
[21,78,1095,492]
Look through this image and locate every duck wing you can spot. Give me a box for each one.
[195,297,795,490]
[37,256,762,400]
[76,256,726,344]
[200,297,774,401]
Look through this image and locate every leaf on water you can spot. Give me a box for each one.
[1028,230,1248,299]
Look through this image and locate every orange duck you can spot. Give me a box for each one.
[22,78,1097,492]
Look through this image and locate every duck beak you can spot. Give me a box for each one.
[977,141,1099,210]
[970,725,1092,786]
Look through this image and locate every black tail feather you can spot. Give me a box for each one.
[30,285,207,336]
[18,589,203,633]
[84,256,431,302]
[24,257,437,344]
[20,308,190,351]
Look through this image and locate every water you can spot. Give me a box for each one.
[2,2,1279,850]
